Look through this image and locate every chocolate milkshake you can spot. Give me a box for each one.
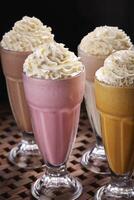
[23,42,85,199]
[78,26,132,174]
[1,49,32,132]
[1,16,53,169]
[94,50,134,199]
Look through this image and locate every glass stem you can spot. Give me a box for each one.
[45,163,67,177]
[22,131,35,145]
[110,171,133,188]
[105,171,134,198]
[20,131,40,154]
[95,134,103,148]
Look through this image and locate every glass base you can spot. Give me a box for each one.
[8,139,44,169]
[94,183,134,200]
[31,166,83,200]
[81,145,110,175]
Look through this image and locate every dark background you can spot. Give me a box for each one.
[1,0,134,101]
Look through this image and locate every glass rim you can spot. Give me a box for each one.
[95,78,134,89]
[23,68,85,82]
[0,45,32,55]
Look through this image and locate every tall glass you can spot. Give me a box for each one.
[78,46,109,175]
[94,79,134,199]
[1,48,43,169]
[23,69,85,199]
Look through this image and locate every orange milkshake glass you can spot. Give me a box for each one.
[95,50,134,200]
[78,26,132,174]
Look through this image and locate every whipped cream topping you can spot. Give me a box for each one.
[96,50,134,86]
[79,26,132,58]
[23,42,84,79]
[1,16,53,51]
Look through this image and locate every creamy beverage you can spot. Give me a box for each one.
[78,26,132,174]
[95,50,134,175]
[78,47,104,138]
[0,16,53,168]
[1,49,32,132]
[23,42,85,165]
[23,42,85,199]
[79,26,132,138]
[1,16,53,132]
[85,81,102,137]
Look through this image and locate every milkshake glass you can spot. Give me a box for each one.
[23,71,85,199]
[78,26,132,174]
[23,42,85,199]
[95,50,134,199]
[1,48,43,169]
[78,47,109,174]
[0,16,53,168]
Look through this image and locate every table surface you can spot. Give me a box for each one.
[0,102,109,200]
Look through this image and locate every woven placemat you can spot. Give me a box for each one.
[0,102,109,200]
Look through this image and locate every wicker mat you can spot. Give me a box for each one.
[0,102,109,200]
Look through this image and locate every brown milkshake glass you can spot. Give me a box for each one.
[1,48,43,169]
[0,16,53,169]
[78,26,132,175]
[94,50,134,199]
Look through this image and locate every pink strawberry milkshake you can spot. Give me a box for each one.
[23,42,85,166]
[23,72,84,165]
[23,42,85,199]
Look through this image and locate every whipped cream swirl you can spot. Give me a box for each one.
[1,16,53,51]
[96,50,134,86]
[79,26,132,58]
[23,42,84,79]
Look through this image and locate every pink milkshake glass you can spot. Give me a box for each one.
[1,47,43,169]
[78,46,109,175]
[23,69,85,200]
